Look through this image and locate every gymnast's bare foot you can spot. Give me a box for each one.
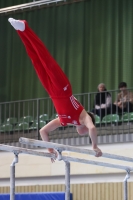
[8,18,25,31]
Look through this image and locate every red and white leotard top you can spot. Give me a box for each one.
[51,95,84,126]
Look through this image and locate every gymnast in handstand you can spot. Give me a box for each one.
[8,18,102,160]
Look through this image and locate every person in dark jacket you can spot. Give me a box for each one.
[92,83,112,119]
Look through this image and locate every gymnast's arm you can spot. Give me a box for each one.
[79,110,102,157]
[40,118,61,154]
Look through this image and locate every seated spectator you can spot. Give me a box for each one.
[113,82,133,113]
[92,83,112,119]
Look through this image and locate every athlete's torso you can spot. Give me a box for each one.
[51,95,84,126]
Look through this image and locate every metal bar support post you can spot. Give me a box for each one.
[10,153,18,200]
[123,171,130,200]
[65,161,70,200]
[56,150,70,200]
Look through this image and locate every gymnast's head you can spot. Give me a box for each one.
[87,112,95,125]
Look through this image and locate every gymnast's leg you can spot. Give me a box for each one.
[8,18,72,97]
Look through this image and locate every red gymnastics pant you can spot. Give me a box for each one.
[17,21,72,98]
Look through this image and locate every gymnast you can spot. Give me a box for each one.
[8,18,102,161]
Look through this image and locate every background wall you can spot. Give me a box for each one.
[0,0,133,102]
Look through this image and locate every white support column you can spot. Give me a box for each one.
[65,161,70,200]
[10,154,18,200]
[123,171,130,200]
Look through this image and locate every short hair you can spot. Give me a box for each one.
[97,83,106,90]
[118,82,127,89]
[87,112,95,125]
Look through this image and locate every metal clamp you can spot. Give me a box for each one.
[124,170,130,182]
[55,149,62,161]
[11,152,19,166]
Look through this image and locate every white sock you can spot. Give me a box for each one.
[8,18,25,31]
